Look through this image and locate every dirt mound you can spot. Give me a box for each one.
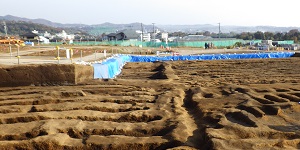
[1,57,300,149]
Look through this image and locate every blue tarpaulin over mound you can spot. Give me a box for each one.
[93,55,131,79]
[93,52,295,79]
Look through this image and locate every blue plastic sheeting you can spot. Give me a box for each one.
[130,52,295,62]
[24,41,34,45]
[93,55,131,79]
[93,52,295,79]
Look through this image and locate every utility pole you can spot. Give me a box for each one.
[152,23,155,45]
[3,21,12,58]
[218,23,221,39]
[141,23,144,47]
[152,23,155,34]
[3,21,8,38]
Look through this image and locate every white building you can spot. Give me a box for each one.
[39,36,50,44]
[56,30,75,41]
[44,31,52,39]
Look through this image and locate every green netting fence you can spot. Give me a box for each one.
[49,40,294,47]
[277,40,294,44]
[244,40,294,45]
[69,39,245,47]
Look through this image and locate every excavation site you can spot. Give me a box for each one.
[0,56,300,149]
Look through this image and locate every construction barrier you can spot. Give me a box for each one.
[71,40,245,47]
[93,52,295,79]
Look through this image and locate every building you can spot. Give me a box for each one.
[56,30,75,44]
[20,32,39,42]
[122,30,140,41]
[103,29,143,41]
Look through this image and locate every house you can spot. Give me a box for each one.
[20,32,39,42]
[104,33,115,41]
[122,29,140,41]
[103,29,141,41]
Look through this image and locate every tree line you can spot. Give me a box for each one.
[0,21,84,36]
[169,29,300,43]
[235,29,299,42]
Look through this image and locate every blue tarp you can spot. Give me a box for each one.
[93,52,295,79]
[24,41,34,45]
[130,52,295,62]
[93,55,131,79]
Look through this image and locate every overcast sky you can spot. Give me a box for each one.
[1,0,299,27]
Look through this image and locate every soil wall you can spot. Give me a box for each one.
[0,64,93,87]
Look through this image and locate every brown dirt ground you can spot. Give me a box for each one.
[21,46,166,58]
[0,57,300,149]
[0,45,32,54]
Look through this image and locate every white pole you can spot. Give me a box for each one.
[9,44,12,59]
[56,46,60,64]
[70,49,73,64]
[80,50,82,61]
[17,45,20,64]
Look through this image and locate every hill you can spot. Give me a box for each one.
[158,24,300,34]
[0,15,156,36]
[0,15,86,28]
[1,15,300,36]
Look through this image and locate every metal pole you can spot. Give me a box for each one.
[80,50,82,61]
[9,44,12,59]
[17,45,20,64]
[56,46,60,64]
[218,23,221,39]
[94,50,97,59]
[141,23,143,47]
[17,45,19,56]
[152,23,155,34]
[152,23,155,42]
[70,49,73,64]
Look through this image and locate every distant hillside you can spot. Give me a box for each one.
[0,21,57,35]
[157,24,300,33]
[0,15,86,28]
[1,15,300,36]
[0,15,157,36]
[0,21,87,36]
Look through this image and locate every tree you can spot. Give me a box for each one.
[234,42,242,47]
[293,36,298,43]
[264,32,274,40]
[203,31,211,36]
[169,32,188,37]
[274,32,283,40]
[254,31,265,40]
[236,32,254,40]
